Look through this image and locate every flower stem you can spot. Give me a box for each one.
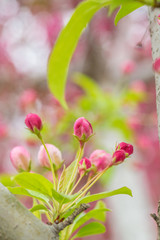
[65,146,84,195]
[39,135,56,189]
[64,166,110,212]
[69,173,84,195]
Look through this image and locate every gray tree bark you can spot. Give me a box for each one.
[0,183,89,240]
[149,6,160,142]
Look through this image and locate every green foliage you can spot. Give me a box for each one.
[8,186,50,203]
[114,1,144,25]
[71,222,106,239]
[47,0,150,108]
[14,172,53,198]
[52,189,79,204]
[0,174,15,187]
[77,186,132,205]
[30,204,48,213]
[47,0,112,109]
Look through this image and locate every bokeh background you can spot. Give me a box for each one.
[0,0,159,239]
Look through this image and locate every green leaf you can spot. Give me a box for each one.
[94,200,109,221]
[30,204,48,213]
[14,172,53,198]
[60,160,77,193]
[47,0,111,109]
[73,73,103,98]
[8,187,50,203]
[114,2,144,25]
[72,222,106,239]
[72,208,110,232]
[52,189,79,204]
[0,174,15,187]
[57,165,66,192]
[77,187,132,205]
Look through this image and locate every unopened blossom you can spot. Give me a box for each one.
[25,113,42,134]
[89,149,112,171]
[73,117,93,145]
[38,144,62,169]
[78,157,91,175]
[112,150,126,165]
[116,142,133,156]
[10,146,31,171]
[153,58,160,73]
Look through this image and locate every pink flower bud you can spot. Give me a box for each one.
[112,150,126,165]
[89,150,112,171]
[121,60,135,75]
[10,146,31,171]
[78,157,91,175]
[38,144,62,169]
[157,14,160,25]
[25,113,42,133]
[116,142,133,156]
[153,58,160,73]
[73,117,93,144]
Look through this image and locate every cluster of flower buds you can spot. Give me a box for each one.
[9,114,134,176]
[112,142,133,165]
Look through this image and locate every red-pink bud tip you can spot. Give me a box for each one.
[112,150,126,165]
[25,113,42,133]
[73,117,93,144]
[78,157,91,175]
[116,142,133,156]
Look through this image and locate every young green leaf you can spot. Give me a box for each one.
[47,0,111,109]
[52,189,79,204]
[7,187,50,203]
[76,186,132,205]
[60,160,77,193]
[14,172,53,198]
[57,165,66,192]
[72,208,110,232]
[114,2,144,25]
[30,204,48,213]
[72,222,106,239]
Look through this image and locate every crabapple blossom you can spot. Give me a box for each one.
[89,149,112,171]
[10,146,31,171]
[112,150,126,165]
[25,113,42,133]
[78,157,91,175]
[116,142,133,156]
[73,117,93,145]
[38,144,62,169]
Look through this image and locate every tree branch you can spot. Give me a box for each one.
[0,183,89,240]
[55,203,90,232]
[151,201,160,240]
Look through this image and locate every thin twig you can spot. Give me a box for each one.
[151,201,160,240]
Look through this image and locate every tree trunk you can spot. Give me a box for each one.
[148,7,160,142]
